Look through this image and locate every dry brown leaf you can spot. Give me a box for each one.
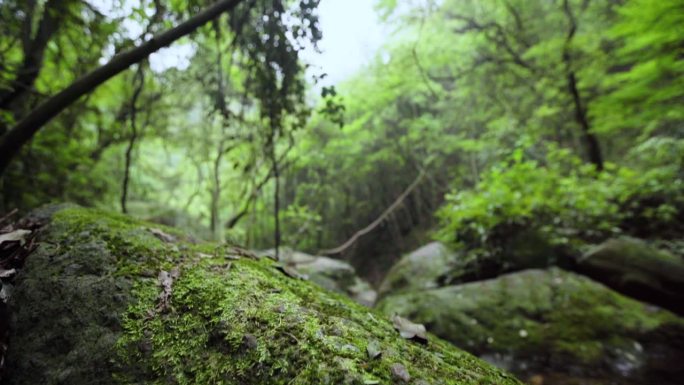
[0,230,31,247]
[390,363,411,383]
[226,246,258,260]
[0,269,15,279]
[156,267,181,312]
[392,315,428,344]
[366,339,382,360]
[274,264,308,280]
[148,228,177,243]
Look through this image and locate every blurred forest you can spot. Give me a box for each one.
[1,0,683,384]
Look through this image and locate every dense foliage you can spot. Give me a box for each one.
[0,0,682,278]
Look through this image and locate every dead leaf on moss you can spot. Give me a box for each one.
[156,267,180,312]
[366,339,382,360]
[226,246,258,260]
[0,270,15,279]
[392,315,428,344]
[275,264,308,280]
[0,230,31,247]
[390,363,411,383]
[148,228,177,243]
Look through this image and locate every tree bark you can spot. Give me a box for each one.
[0,0,245,177]
[121,64,146,214]
[271,138,281,260]
[562,0,603,171]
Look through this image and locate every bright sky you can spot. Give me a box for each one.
[301,0,389,85]
[91,0,389,84]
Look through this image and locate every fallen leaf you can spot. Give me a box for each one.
[366,339,382,360]
[242,334,258,350]
[392,315,428,344]
[390,363,411,383]
[156,267,181,312]
[364,379,380,385]
[226,246,258,260]
[0,269,15,279]
[0,283,12,303]
[148,228,177,243]
[0,230,31,247]
[275,264,308,280]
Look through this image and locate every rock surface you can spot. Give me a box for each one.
[577,237,684,315]
[377,268,684,385]
[378,242,460,298]
[5,206,521,385]
[260,248,377,306]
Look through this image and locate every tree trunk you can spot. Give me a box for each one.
[0,0,245,177]
[210,139,226,240]
[271,140,281,259]
[562,0,603,171]
[120,65,145,214]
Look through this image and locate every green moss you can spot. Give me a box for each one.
[378,242,461,297]
[7,205,522,385]
[377,268,684,378]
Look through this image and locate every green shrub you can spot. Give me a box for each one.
[436,143,684,261]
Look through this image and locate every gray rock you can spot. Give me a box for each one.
[378,242,459,297]
[260,247,377,306]
[377,268,684,384]
[578,237,684,315]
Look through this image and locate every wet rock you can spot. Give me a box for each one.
[577,237,684,315]
[377,268,684,384]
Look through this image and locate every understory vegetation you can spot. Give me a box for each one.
[0,0,681,272]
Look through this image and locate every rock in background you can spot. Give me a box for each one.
[377,268,684,385]
[259,248,377,306]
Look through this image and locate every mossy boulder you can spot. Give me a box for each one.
[378,242,460,298]
[377,268,684,385]
[259,248,377,306]
[5,206,522,385]
[378,235,567,301]
[578,237,684,316]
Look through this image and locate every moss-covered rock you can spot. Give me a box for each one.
[5,206,522,385]
[377,268,684,385]
[378,242,460,298]
[578,237,684,316]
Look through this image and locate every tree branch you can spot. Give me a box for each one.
[0,0,246,177]
[319,171,426,256]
